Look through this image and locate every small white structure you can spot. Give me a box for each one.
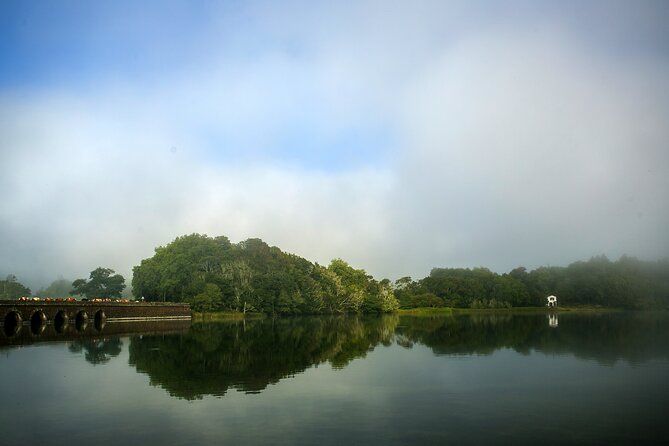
[546,295,558,307]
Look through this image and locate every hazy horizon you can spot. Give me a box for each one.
[14,233,664,294]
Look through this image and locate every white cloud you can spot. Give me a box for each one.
[392,30,669,272]
[0,90,394,287]
[2,2,668,289]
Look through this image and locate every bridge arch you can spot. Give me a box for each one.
[3,310,22,337]
[94,310,106,331]
[54,310,69,334]
[75,310,88,331]
[29,310,47,336]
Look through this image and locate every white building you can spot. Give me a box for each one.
[546,295,558,307]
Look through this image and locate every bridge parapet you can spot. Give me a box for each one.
[0,301,191,339]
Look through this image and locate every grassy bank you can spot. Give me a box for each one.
[396,306,623,316]
[191,311,265,321]
[191,306,622,320]
[396,307,455,316]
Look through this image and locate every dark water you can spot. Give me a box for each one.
[1,312,668,445]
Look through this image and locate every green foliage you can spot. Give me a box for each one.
[71,267,126,298]
[131,234,399,315]
[188,283,224,313]
[364,283,400,313]
[132,234,230,303]
[421,267,497,307]
[396,256,669,310]
[132,234,667,311]
[0,274,31,299]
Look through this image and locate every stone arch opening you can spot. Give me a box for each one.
[94,310,106,332]
[75,311,88,331]
[3,311,22,337]
[30,310,47,336]
[54,310,69,334]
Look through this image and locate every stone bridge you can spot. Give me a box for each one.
[0,301,191,339]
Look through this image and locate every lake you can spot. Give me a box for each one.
[1,312,668,445]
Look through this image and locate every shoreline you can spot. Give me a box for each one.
[189,306,632,320]
[191,311,265,321]
[397,306,625,316]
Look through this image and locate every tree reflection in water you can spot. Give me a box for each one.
[125,312,669,400]
[129,315,399,400]
[68,338,123,365]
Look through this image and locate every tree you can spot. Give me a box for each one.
[363,282,400,312]
[1,275,31,299]
[492,275,530,307]
[188,283,223,312]
[327,259,368,312]
[132,233,232,302]
[71,267,125,299]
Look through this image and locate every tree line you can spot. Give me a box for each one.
[4,233,668,311]
[395,255,669,309]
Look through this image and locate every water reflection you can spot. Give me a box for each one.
[128,316,398,399]
[68,338,123,365]
[548,313,558,327]
[0,319,191,347]
[4,311,668,399]
[396,312,669,365]
[2,312,667,446]
[126,312,669,400]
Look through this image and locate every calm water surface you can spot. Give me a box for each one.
[1,312,668,445]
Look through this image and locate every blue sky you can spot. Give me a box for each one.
[1,0,669,289]
[1,1,220,84]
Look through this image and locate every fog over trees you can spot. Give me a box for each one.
[395,256,669,310]
[0,275,31,300]
[4,233,667,311]
[131,234,669,312]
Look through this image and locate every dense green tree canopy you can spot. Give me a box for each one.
[132,234,399,315]
[131,234,667,311]
[71,267,126,299]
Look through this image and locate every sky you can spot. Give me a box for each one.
[1,0,669,291]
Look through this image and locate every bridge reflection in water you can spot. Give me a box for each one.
[0,301,191,346]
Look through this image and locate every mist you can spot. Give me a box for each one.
[1,0,668,291]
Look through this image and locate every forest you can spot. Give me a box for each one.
[130,234,669,313]
[131,234,399,314]
[396,255,669,310]
[4,233,668,312]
